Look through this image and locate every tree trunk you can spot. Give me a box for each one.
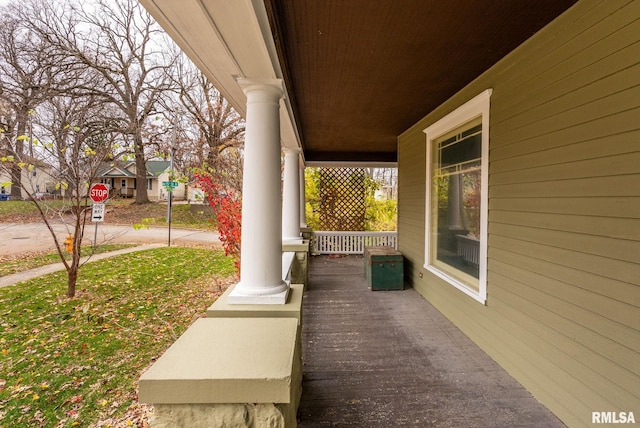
[66,267,78,298]
[65,229,83,298]
[133,133,149,204]
[9,111,28,199]
[9,162,22,199]
[66,250,79,298]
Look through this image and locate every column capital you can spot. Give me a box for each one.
[237,78,283,100]
[282,147,301,155]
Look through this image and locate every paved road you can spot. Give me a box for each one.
[0,222,221,256]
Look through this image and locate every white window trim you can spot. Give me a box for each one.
[423,89,491,304]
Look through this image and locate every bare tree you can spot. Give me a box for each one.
[170,58,245,193]
[0,0,122,297]
[0,11,63,198]
[0,95,115,297]
[26,0,178,204]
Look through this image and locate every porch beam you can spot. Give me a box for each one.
[304,150,397,164]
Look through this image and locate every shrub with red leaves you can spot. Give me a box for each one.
[194,172,242,272]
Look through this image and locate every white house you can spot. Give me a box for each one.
[96,160,186,201]
[0,154,58,200]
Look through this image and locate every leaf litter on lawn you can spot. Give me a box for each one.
[0,246,236,427]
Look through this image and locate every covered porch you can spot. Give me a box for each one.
[140,252,565,426]
[137,1,640,426]
[297,255,563,427]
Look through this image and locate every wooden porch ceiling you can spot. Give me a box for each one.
[263,0,578,164]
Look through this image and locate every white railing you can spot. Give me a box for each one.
[312,231,397,255]
[455,235,480,267]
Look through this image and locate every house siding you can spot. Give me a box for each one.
[397,1,640,427]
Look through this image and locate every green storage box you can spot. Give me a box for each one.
[364,246,404,290]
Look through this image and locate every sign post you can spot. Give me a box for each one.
[162,179,177,246]
[89,183,109,247]
[166,114,177,247]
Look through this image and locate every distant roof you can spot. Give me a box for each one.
[96,160,171,178]
[146,160,170,177]
[0,150,51,168]
[96,165,133,177]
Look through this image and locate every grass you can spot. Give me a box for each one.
[136,204,215,229]
[0,200,69,217]
[0,245,136,277]
[0,199,215,230]
[0,247,236,427]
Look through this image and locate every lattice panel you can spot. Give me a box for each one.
[318,168,366,231]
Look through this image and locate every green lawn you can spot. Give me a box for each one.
[0,200,72,217]
[0,247,236,427]
[0,245,136,277]
[0,199,215,230]
[137,203,215,229]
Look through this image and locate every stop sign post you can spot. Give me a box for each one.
[89,183,109,248]
[89,183,109,203]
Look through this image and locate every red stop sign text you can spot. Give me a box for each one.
[90,184,109,203]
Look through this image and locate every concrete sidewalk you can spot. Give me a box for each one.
[0,244,163,288]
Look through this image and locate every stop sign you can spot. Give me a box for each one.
[89,183,109,203]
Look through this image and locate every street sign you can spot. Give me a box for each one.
[91,203,105,222]
[162,181,179,189]
[89,183,109,203]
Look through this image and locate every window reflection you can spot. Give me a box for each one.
[431,121,482,284]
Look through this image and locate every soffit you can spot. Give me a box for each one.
[264,0,578,163]
[139,0,278,116]
[140,0,578,165]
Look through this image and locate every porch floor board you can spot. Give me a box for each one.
[297,255,564,427]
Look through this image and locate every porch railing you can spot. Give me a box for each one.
[312,231,397,255]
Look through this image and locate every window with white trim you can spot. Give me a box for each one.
[424,89,491,304]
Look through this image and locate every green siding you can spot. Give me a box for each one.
[397,1,640,426]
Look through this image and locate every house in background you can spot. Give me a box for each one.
[0,154,58,200]
[96,160,186,201]
[139,1,639,426]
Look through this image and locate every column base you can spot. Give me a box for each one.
[228,285,290,305]
[208,283,303,322]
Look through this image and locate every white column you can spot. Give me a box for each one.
[228,79,288,304]
[299,166,307,228]
[282,149,301,241]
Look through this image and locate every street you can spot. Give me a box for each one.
[0,222,221,256]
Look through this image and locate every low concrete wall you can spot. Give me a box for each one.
[283,240,309,286]
[140,242,309,427]
[151,403,294,428]
[140,317,301,427]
